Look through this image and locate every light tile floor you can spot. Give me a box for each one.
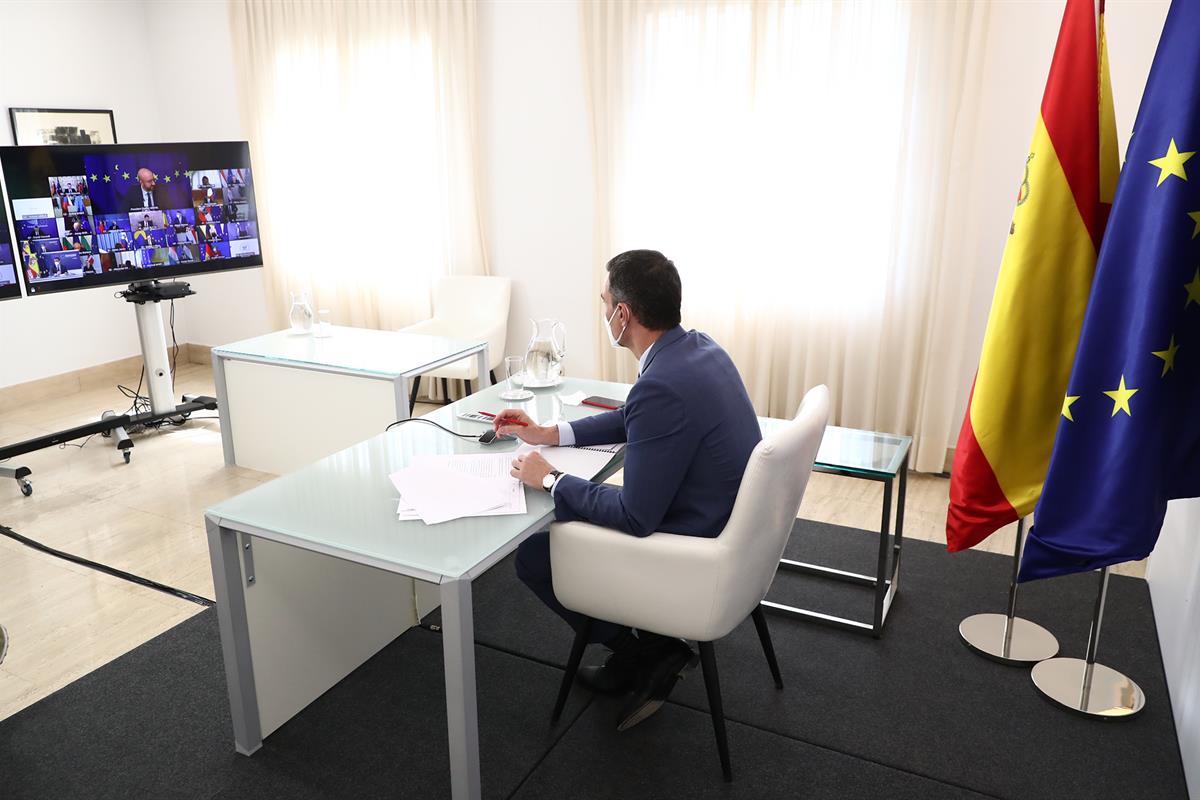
[0,362,1144,719]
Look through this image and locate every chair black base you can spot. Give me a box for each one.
[550,607,784,783]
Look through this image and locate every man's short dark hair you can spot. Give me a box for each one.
[606,249,681,331]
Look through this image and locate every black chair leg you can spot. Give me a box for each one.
[441,377,451,405]
[698,641,732,782]
[552,618,592,724]
[465,380,473,397]
[751,606,784,690]
[408,375,421,415]
[490,369,497,385]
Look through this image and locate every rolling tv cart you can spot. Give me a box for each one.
[1,464,33,496]
[0,280,219,493]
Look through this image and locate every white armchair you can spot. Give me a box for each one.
[400,276,511,410]
[548,385,830,781]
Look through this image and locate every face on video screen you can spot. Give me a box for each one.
[0,142,262,296]
[0,203,18,300]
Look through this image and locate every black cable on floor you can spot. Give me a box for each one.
[0,524,215,608]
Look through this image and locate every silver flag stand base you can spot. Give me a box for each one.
[1032,565,1145,720]
[959,518,1059,666]
[1031,657,1145,718]
[959,612,1059,665]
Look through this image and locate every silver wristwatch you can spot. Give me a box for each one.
[542,470,564,493]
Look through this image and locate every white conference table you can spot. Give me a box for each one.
[211,326,489,474]
[205,376,909,798]
[205,377,629,800]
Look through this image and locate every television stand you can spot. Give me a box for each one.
[0,281,219,489]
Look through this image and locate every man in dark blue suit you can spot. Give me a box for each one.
[497,249,761,730]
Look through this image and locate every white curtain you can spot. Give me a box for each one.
[230,0,488,331]
[582,0,990,472]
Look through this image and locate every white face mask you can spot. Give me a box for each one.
[603,304,627,349]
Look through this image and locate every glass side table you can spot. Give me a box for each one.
[758,422,912,638]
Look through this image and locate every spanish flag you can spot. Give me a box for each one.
[946,0,1118,552]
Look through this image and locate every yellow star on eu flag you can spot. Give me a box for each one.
[1061,394,1080,422]
[174,170,180,177]
[1103,375,1138,417]
[89,173,97,182]
[1152,336,1180,377]
[1188,211,1200,239]
[1149,138,1194,186]
[102,175,111,183]
[121,171,130,180]
[163,175,171,183]
[1187,268,1200,308]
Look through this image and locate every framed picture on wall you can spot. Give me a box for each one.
[9,107,118,146]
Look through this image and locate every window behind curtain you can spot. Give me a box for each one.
[585,0,988,472]
[613,1,912,321]
[231,0,486,330]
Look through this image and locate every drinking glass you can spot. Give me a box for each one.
[313,309,333,337]
[500,355,533,401]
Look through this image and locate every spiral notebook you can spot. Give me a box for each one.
[574,442,624,454]
[516,442,625,479]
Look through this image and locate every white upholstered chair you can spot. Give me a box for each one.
[548,385,830,781]
[400,276,511,410]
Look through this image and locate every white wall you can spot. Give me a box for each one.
[142,0,272,350]
[478,0,598,380]
[0,0,270,390]
[0,0,165,388]
[1148,499,1200,800]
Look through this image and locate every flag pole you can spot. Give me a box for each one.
[1030,566,1145,718]
[958,517,1059,665]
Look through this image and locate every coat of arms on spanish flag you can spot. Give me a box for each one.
[947,0,1119,552]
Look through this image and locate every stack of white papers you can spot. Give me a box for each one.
[390,453,527,524]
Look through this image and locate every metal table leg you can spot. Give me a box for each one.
[212,352,236,466]
[476,345,491,388]
[394,376,412,422]
[206,518,263,754]
[441,577,481,800]
[763,456,908,637]
[870,477,894,636]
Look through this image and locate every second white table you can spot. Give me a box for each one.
[212,326,489,475]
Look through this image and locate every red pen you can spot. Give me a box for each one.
[480,411,529,427]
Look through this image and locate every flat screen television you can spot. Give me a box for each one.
[0,141,262,296]
[0,201,18,300]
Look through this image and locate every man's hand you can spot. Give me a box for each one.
[511,450,555,490]
[494,409,559,446]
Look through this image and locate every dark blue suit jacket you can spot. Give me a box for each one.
[553,326,762,538]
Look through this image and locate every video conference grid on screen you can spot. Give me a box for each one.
[0,203,18,300]
[2,144,261,295]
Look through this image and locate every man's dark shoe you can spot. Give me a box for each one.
[616,638,696,731]
[577,648,638,695]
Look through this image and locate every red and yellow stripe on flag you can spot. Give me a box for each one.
[947,0,1118,552]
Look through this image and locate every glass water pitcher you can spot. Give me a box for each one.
[524,318,566,385]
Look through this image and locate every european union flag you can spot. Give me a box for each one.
[1019,0,1200,582]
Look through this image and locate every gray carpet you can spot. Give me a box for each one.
[0,520,1188,799]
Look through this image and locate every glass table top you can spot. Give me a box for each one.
[206,376,908,580]
[212,326,484,378]
[206,377,630,581]
[759,417,911,477]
